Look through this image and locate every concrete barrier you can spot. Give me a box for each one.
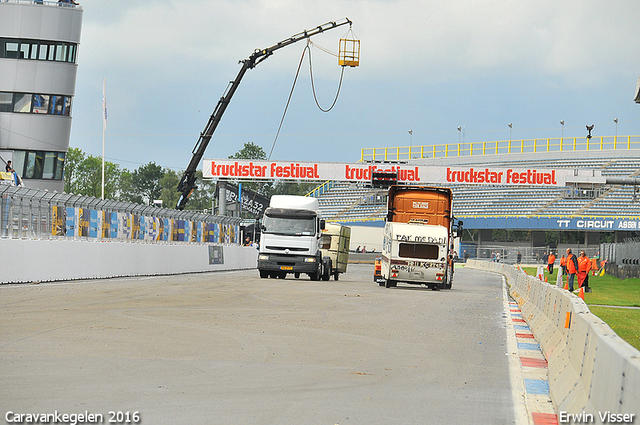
[467,260,640,422]
[0,239,258,284]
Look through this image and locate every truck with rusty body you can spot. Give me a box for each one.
[380,185,461,290]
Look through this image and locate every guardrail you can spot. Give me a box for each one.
[466,260,640,419]
[0,184,242,244]
[361,135,640,162]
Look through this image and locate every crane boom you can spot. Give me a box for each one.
[176,18,353,210]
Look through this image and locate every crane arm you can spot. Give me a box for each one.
[176,18,352,210]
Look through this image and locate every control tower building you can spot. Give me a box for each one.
[0,0,83,192]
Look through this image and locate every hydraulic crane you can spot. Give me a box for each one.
[176,18,353,210]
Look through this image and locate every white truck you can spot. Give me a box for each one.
[258,195,332,281]
[320,222,351,280]
[380,185,462,290]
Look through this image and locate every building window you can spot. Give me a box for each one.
[1,92,72,116]
[11,150,66,181]
[0,38,78,63]
[0,92,11,112]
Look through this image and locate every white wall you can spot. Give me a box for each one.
[0,239,258,284]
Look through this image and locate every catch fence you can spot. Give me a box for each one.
[0,184,242,244]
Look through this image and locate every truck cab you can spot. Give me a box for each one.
[258,195,329,280]
[380,185,461,290]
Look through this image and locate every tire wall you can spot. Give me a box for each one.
[466,259,640,420]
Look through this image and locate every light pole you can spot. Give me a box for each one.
[560,120,564,139]
[457,126,462,144]
[408,130,413,158]
[614,118,618,137]
[508,123,512,142]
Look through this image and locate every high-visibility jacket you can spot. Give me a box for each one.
[560,256,567,267]
[578,256,591,273]
[548,254,556,265]
[567,253,578,274]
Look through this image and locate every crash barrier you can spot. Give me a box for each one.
[0,239,258,284]
[0,185,257,284]
[466,260,640,420]
[0,184,242,244]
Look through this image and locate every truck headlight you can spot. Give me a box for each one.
[258,254,269,261]
[304,257,316,263]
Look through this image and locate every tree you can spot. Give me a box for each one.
[64,147,84,194]
[159,168,181,209]
[132,162,164,205]
[228,142,266,161]
[227,142,272,197]
[64,147,121,198]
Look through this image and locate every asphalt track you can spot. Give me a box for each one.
[1,265,518,424]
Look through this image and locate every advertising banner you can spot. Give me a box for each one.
[203,159,598,187]
[221,182,270,217]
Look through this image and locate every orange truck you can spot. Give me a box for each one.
[379,185,462,290]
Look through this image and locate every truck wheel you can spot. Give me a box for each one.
[378,279,385,287]
[259,270,268,278]
[334,271,339,281]
[322,258,331,281]
[385,279,397,288]
[444,265,453,289]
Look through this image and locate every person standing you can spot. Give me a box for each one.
[547,252,556,275]
[517,251,522,264]
[577,251,591,292]
[560,254,567,275]
[566,248,578,292]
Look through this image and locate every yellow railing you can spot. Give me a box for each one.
[361,135,640,162]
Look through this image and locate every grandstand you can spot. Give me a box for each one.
[310,143,640,241]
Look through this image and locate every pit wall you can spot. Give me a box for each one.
[466,260,640,422]
[0,239,258,284]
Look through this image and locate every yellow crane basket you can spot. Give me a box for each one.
[338,29,360,67]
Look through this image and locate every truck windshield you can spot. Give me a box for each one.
[262,215,316,236]
[398,243,439,260]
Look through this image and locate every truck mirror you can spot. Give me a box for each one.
[320,219,325,230]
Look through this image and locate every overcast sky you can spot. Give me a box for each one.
[69,0,640,172]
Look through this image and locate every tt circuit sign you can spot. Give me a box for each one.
[460,216,640,231]
[203,159,596,187]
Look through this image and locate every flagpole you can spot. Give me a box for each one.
[102,78,106,200]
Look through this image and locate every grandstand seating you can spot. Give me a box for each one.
[313,157,640,221]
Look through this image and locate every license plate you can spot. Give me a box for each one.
[280,266,293,270]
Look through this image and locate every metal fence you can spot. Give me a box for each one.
[600,241,640,265]
[0,184,242,244]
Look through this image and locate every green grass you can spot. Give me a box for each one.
[588,307,640,351]
[520,266,640,351]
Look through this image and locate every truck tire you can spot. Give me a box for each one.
[334,271,339,281]
[444,264,453,289]
[322,258,331,281]
[385,279,397,288]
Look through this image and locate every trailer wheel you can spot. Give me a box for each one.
[322,258,331,281]
[333,271,339,281]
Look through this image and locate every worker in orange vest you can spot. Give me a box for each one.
[577,251,591,292]
[566,248,578,291]
[559,254,567,276]
[547,252,556,275]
